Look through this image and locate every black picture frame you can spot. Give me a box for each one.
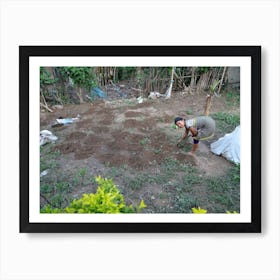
[20,46,261,233]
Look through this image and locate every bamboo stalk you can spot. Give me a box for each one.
[165,67,175,99]
[40,91,53,112]
[40,102,53,112]
[173,71,187,89]
[217,67,227,94]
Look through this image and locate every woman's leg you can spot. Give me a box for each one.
[189,139,199,155]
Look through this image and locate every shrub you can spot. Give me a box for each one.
[41,176,146,214]
[192,207,207,214]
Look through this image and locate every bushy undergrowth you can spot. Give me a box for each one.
[41,176,146,214]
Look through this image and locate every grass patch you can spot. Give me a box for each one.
[140,137,151,146]
[40,145,60,172]
[225,91,240,107]
[211,112,240,134]
[40,142,240,214]
[206,164,240,212]
[172,194,198,213]
[40,181,73,208]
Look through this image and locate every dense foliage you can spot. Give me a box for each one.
[40,66,237,107]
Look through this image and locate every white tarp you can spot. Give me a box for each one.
[210,126,240,164]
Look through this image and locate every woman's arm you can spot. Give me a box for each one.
[189,127,198,137]
[177,128,189,146]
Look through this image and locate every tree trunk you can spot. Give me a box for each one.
[190,67,196,87]
[77,87,84,103]
[204,94,212,116]
[197,71,211,92]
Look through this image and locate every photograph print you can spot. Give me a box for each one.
[20,46,261,232]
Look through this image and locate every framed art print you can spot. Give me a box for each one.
[19,46,261,233]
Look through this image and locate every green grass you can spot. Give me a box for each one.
[226,91,240,107]
[40,145,60,172]
[40,181,73,208]
[172,194,198,213]
[206,164,240,212]
[119,158,240,213]
[211,112,240,134]
[40,141,240,214]
[126,174,150,190]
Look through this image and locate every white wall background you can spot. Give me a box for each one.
[0,0,279,279]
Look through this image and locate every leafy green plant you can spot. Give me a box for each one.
[140,137,150,146]
[41,176,146,214]
[191,208,239,214]
[192,207,207,214]
[197,67,210,74]
[40,67,57,86]
[79,168,87,185]
[59,67,96,90]
[209,79,220,94]
[58,67,97,103]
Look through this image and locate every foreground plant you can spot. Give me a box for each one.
[190,207,239,214]
[191,207,207,214]
[41,176,146,214]
[226,211,238,214]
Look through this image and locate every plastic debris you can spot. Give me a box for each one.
[137,96,144,103]
[40,130,58,146]
[148,91,161,99]
[52,114,81,127]
[56,118,76,125]
[210,126,240,164]
[91,87,107,99]
[40,170,49,177]
[148,80,174,99]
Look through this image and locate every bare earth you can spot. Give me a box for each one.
[40,92,237,212]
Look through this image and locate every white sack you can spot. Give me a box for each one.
[40,130,58,146]
[210,126,240,164]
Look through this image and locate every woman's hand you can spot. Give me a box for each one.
[177,130,188,147]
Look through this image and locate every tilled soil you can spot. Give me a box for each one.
[40,92,237,212]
